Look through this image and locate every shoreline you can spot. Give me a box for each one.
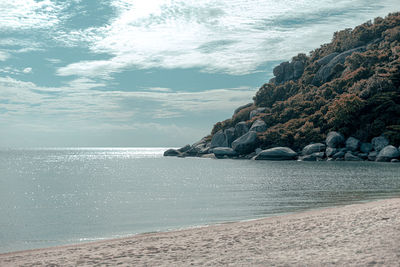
[1,198,399,266]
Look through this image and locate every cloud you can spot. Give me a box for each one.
[56,0,400,77]
[0,0,67,30]
[0,51,10,61]
[23,67,32,74]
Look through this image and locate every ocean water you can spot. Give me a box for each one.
[0,147,399,253]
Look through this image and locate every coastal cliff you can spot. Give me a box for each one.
[165,12,400,162]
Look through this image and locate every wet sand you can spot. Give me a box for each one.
[1,198,399,266]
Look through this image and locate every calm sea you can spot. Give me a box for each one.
[0,147,399,253]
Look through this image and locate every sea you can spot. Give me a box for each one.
[0,147,399,253]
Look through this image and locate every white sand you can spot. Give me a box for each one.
[1,198,399,266]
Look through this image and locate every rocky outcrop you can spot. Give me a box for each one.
[234,122,249,138]
[232,131,258,155]
[249,107,266,119]
[312,46,366,86]
[233,103,253,115]
[210,130,228,148]
[302,143,326,155]
[249,119,267,133]
[326,131,345,148]
[346,137,360,152]
[271,60,305,84]
[212,147,238,159]
[371,136,389,152]
[163,149,181,156]
[376,145,400,162]
[254,147,297,160]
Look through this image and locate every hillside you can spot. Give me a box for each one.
[212,12,400,150]
[165,12,400,161]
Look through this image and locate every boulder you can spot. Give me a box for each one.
[234,122,249,138]
[210,130,228,148]
[391,159,400,163]
[224,128,236,147]
[344,152,363,161]
[312,46,366,85]
[201,153,216,159]
[326,131,345,148]
[273,60,305,84]
[213,147,238,159]
[368,151,378,161]
[315,52,339,66]
[163,149,180,156]
[371,136,389,152]
[178,144,191,153]
[232,131,258,155]
[360,143,373,153]
[376,145,400,162]
[345,137,360,152]
[299,152,325,161]
[233,103,253,115]
[254,147,297,160]
[357,153,369,160]
[302,143,326,155]
[250,119,267,133]
[249,107,267,119]
[332,151,345,159]
[325,147,338,157]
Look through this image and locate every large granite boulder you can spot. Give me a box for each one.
[224,128,236,147]
[299,152,325,161]
[164,149,180,156]
[213,147,238,159]
[376,145,400,162]
[250,119,267,133]
[326,147,338,157]
[326,131,345,148]
[302,143,326,155]
[234,122,249,138]
[272,60,304,84]
[315,52,339,66]
[344,152,363,161]
[312,46,366,85]
[232,131,258,155]
[345,137,360,152]
[371,136,389,152]
[233,103,253,115]
[360,143,373,153]
[210,130,228,148]
[249,107,266,119]
[254,147,297,160]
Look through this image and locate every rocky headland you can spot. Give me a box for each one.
[165,12,400,162]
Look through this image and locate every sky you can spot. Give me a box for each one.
[0,0,399,147]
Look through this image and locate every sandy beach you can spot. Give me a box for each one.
[1,198,399,266]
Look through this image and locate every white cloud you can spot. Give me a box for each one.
[0,51,10,61]
[0,0,66,30]
[56,0,400,77]
[23,67,32,74]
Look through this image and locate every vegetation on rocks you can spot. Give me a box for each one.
[211,12,400,151]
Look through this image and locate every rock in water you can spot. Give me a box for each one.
[249,119,267,133]
[344,152,363,161]
[234,122,249,138]
[302,143,326,155]
[346,137,360,152]
[326,131,345,148]
[376,145,400,162]
[254,147,297,160]
[163,149,180,156]
[178,144,191,153]
[213,147,238,159]
[372,136,389,152]
[210,130,228,148]
[232,131,258,155]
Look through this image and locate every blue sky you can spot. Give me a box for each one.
[0,0,399,147]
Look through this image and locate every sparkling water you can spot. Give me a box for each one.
[0,147,399,253]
